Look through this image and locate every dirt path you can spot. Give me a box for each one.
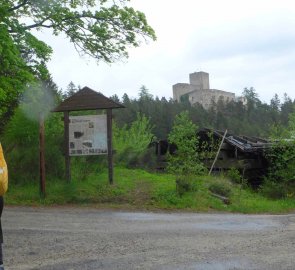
[3,207,295,269]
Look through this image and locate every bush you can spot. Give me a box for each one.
[167,111,205,176]
[209,180,232,197]
[71,155,107,181]
[3,109,64,184]
[113,113,155,168]
[227,168,242,184]
[260,181,287,199]
[175,175,197,196]
[113,113,154,154]
[265,118,295,194]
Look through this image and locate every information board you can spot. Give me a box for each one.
[69,115,107,156]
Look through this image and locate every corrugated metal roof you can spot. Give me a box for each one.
[53,86,125,112]
[199,128,273,153]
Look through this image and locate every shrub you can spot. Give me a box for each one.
[115,147,157,170]
[227,168,242,184]
[3,109,64,184]
[167,111,206,176]
[264,111,295,195]
[265,141,295,181]
[113,113,155,168]
[71,155,107,181]
[209,180,232,197]
[176,175,197,196]
[260,181,287,199]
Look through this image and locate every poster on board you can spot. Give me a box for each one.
[69,115,107,156]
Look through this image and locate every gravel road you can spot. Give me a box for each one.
[2,207,295,270]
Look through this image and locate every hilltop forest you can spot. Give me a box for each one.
[111,85,293,139]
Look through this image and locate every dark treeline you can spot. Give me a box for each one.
[110,86,295,139]
[2,81,295,188]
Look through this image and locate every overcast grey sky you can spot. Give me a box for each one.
[37,0,295,103]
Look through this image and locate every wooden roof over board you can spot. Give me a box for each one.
[53,86,125,112]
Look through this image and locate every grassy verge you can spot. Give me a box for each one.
[5,167,295,213]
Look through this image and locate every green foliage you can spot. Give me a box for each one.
[62,81,79,100]
[260,181,287,199]
[112,88,295,142]
[6,167,295,213]
[113,113,155,167]
[167,111,205,176]
[263,108,295,198]
[209,180,232,197]
[227,168,242,184]
[138,85,153,101]
[263,139,295,198]
[3,109,39,183]
[114,113,154,153]
[71,155,107,182]
[176,175,198,196]
[4,0,156,63]
[0,25,34,132]
[265,140,295,180]
[3,109,64,184]
[1,0,155,133]
[1,78,63,183]
[199,130,220,161]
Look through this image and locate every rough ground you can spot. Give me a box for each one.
[2,207,295,270]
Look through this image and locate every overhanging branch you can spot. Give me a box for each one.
[8,0,29,12]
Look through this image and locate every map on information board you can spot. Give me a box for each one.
[69,115,107,156]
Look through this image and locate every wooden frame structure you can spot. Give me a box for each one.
[53,87,124,184]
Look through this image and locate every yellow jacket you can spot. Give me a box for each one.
[0,143,8,195]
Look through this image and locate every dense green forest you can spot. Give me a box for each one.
[3,80,295,204]
[54,82,295,141]
[111,85,294,139]
[3,80,295,184]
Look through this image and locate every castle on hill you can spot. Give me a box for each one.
[173,71,246,109]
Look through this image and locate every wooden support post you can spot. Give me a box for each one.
[107,109,113,184]
[39,113,46,197]
[209,130,228,175]
[64,111,71,182]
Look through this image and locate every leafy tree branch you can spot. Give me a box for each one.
[0,0,156,132]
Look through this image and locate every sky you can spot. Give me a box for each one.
[36,0,295,103]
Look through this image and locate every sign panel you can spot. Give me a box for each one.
[69,115,107,156]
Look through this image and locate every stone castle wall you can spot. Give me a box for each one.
[172,83,195,102]
[188,89,235,110]
[173,71,237,109]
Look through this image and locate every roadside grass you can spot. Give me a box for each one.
[5,167,295,213]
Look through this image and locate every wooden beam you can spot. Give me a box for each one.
[39,113,46,197]
[209,130,228,175]
[210,192,230,204]
[107,109,113,184]
[64,111,71,182]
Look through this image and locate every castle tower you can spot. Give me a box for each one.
[189,71,210,90]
